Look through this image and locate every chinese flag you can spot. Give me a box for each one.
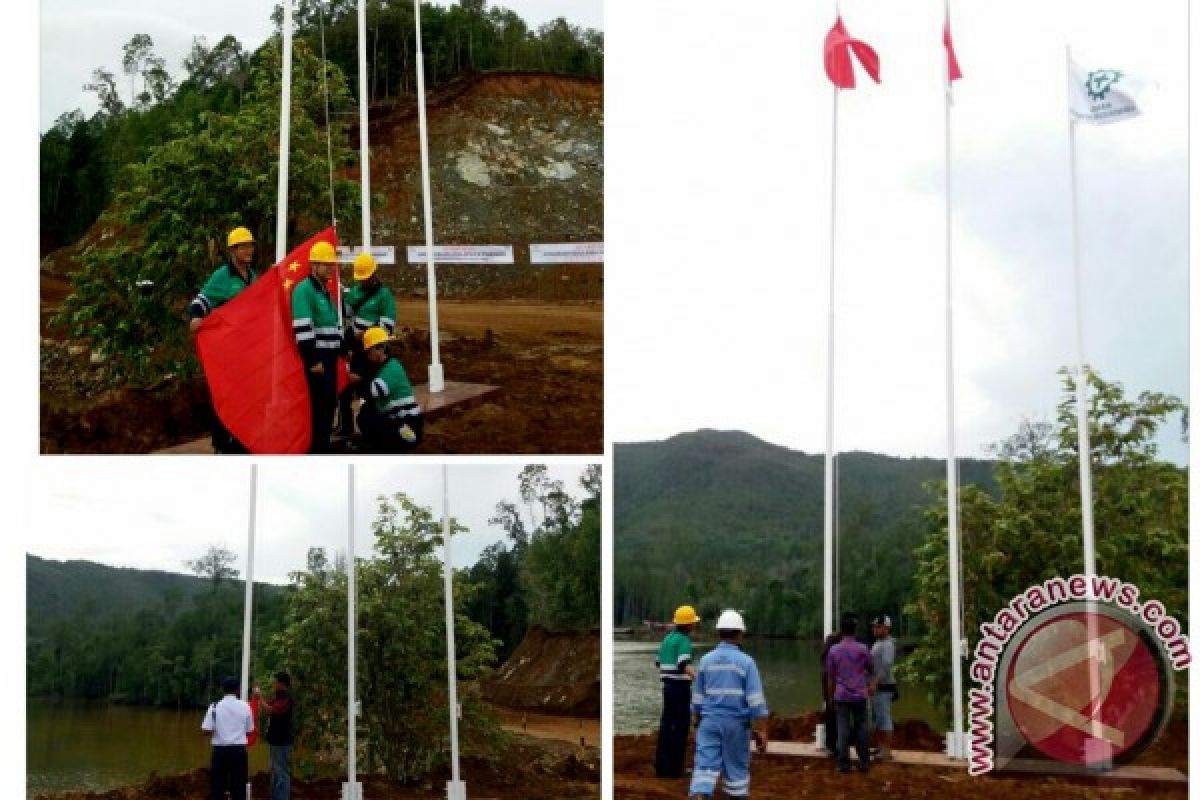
[824,16,880,89]
[196,227,337,454]
[247,694,261,746]
[944,16,963,82]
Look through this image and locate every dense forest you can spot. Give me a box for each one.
[41,0,603,254]
[613,430,996,638]
[26,464,601,734]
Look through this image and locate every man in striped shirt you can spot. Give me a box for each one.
[688,610,769,799]
[655,605,699,778]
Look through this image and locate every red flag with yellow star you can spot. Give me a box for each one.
[196,227,338,454]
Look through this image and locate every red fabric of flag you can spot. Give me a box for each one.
[247,694,261,746]
[196,227,338,454]
[824,16,881,89]
[944,17,963,82]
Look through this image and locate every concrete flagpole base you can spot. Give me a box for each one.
[428,363,446,393]
[341,780,363,799]
[445,779,467,800]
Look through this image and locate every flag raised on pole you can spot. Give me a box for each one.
[944,15,963,83]
[824,16,880,89]
[1068,61,1150,125]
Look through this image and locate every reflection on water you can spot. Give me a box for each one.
[27,700,269,798]
[614,638,946,735]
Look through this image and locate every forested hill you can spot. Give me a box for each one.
[26,554,282,634]
[613,430,996,637]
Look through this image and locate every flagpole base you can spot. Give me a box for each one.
[944,732,968,759]
[445,779,467,800]
[341,780,363,800]
[428,363,445,393]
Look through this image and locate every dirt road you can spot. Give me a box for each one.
[497,709,600,747]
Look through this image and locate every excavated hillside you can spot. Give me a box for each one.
[39,71,603,454]
[483,626,600,717]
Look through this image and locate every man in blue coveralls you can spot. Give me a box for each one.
[688,610,769,799]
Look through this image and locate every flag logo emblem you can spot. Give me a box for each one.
[1085,69,1124,102]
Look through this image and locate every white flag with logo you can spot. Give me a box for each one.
[1069,60,1151,125]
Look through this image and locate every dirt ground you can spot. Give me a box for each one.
[483,627,601,716]
[614,715,1188,799]
[39,300,601,454]
[35,735,598,800]
[497,709,600,748]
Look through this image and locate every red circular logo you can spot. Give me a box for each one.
[1005,611,1163,766]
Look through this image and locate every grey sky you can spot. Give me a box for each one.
[25,460,597,584]
[39,0,603,130]
[605,0,1188,463]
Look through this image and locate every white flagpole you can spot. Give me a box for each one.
[442,465,465,800]
[822,82,839,642]
[357,0,371,252]
[414,0,446,393]
[346,466,360,800]
[1065,45,1097,579]
[240,464,257,799]
[276,1,293,263]
[943,2,966,760]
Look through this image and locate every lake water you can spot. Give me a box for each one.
[614,638,946,735]
[27,700,269,798]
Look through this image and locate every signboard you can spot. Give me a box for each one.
[529,242,604,264]
[406,245,515,265]
[336,245,396,265]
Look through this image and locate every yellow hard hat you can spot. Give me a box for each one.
[227,227,255,248]
[362,327,390,350]
[309,240,338,265]
[353,252,378,281]
[673,605,701,625]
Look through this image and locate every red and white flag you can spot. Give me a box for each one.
[944,16,963,83]
[824,16,881,89]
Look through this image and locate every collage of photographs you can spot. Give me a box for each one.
[7,0,1195,799]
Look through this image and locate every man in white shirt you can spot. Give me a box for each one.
[201,676,255,800]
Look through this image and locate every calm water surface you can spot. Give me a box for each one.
[614,638,946,735]
[27,700,269,798]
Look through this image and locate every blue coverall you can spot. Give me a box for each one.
[688,642,769,798]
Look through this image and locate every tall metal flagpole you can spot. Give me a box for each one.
[1065,45,1097,579]
[415,0,446,392]
[822,77,840,642]
[358,0,371,252]
[442,466,466,800]
[240,465,258,799]
[943,2,966,760]
[346,466,361,800]
[276,1,293,262]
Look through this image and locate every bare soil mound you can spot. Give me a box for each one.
[483,626,600,717]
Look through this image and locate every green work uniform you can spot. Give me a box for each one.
[344,281,397,335]
[357,358,424,452]
[190,264,257,319]
[656,630,694,683]
[291,275,341,454]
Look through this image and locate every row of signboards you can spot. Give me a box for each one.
[335,242,604,265]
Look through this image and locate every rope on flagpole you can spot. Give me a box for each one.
[318,1,337,230]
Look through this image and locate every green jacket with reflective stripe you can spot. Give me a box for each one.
[344,282,397,335]
[291,275,340,365]
[190,264,257,319]
[367,359,422,424]
[656,630,694,682]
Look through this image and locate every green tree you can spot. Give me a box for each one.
[185,544,240,592]
[900,369,1188,715]
[269,492,503,782]
[57,36,361,381]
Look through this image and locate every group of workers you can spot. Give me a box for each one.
[188,226,424,454]
[201,672,294,800]
[655,605,898,798]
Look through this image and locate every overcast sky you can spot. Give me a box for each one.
[39,0,603,130]
[606,0,1188,463]
[25,460,595,583]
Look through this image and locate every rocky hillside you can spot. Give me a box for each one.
[483,626,600,717]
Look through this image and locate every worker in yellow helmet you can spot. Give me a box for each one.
[336,251,397,438]
[291,240,343,453]
[655,605,700,778]
[355,326,424,452]
[188,226,258,454]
